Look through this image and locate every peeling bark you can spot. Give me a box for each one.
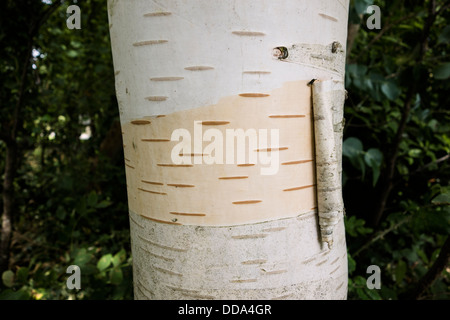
[312,80,346,248]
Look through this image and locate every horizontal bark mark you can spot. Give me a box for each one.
[283,185,315,192]
[182,293,215,300]
[239,93,270,98]
[165,285,199,294]
[262,269,288,275]
[150,77,184,81]
[141,180,164,186]
[131,120,151,125]
[237,163,255,167]
[271,294,293,300]
[129,214,144,228]
[201,121,230,126]
[137,280,154,298]
[140,246,175,262]
[330,266,340,275]
[218,176,248,180]
[319,13,338,22]
[138,188,167,195]
[241,259,267,265]
[184,66,214,71]
[137,235,187,252]
[281,160,313,165]
[169,212,206,217]
[243,71,271,74]
[125,163,135,169]
[232,200,262,205]
[133,40,168,46]
[166,184,195,188]
[145,96,168,101]
[154,266,182,277]
[330,257,340,265]
[232,234,267,239]
[301,256,317,264]
[230,278,258,283]
[315,259,328,266]
[232,31,266,36]
[136,286,152,300]
[336,282,345,291]
[262,227,286,232]
[143,12,172,17]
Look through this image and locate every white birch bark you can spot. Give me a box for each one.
[108,0,349,300]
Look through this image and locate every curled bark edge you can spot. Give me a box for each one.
[312,80,346,249]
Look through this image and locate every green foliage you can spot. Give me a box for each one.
[0,0,132,299]
[345,0,450,300]
[343,137,383,185]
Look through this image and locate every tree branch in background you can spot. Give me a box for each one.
[0,1,62,276]
[371,0,439,227]
[352,13,416,63]
[0,38,33,275]
[401,236,450,300]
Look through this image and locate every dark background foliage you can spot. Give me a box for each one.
[0,0,448,300]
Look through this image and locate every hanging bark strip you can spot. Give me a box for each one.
[312,80,346,248]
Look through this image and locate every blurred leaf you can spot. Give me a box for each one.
[395,260,407,285]
[56,205,66,220]
[345,215,373,237]
[73,248,93,268]
[66,50,78,58]
[96,200,112,208]
[348,253,356,274]
[87,191,98,207]
[437,25,450,44]
[408,148,422,158]
[16,267,29,284]
[433,62,450,80]
[0,287,30,300]
[110,268,123,285]
[355,0,374,15]
[2,270,15,288]
[381,81,401,101]
[364,148,383,186]
[365,287,382,300]
[97,253,113,271]
[432,192,450,205]
[343,137,366,177]
[112,249,126,267]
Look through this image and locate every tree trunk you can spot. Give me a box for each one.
[108,0,349,299]
[0,143,17,274]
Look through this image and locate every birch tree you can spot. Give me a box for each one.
[107,0,349,299]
